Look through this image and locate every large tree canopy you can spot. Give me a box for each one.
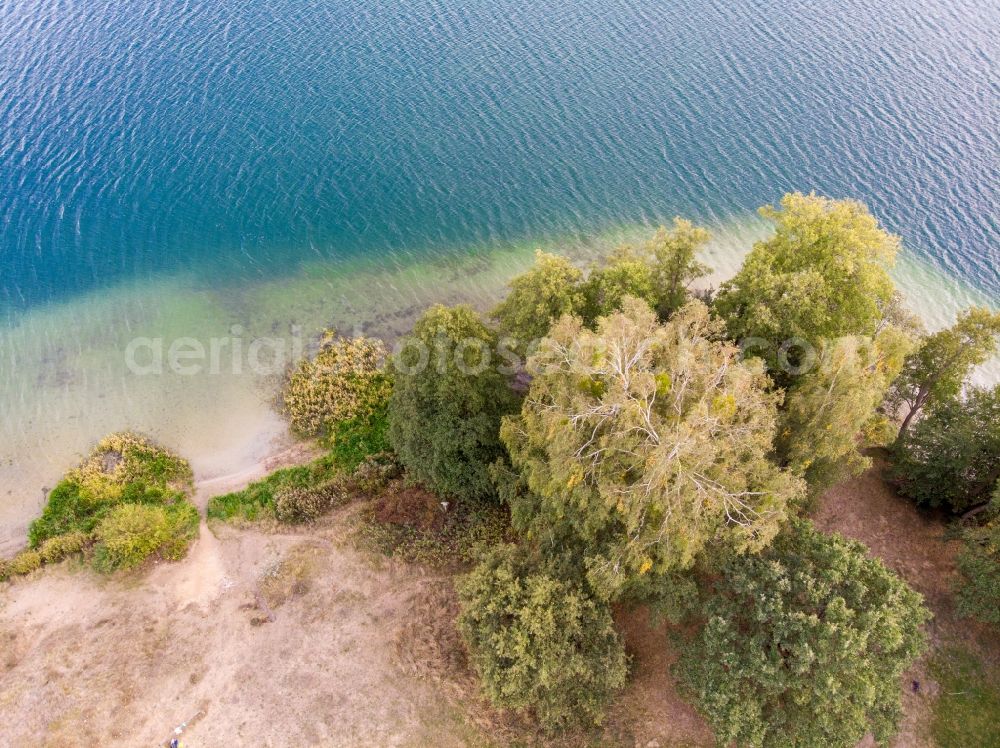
[713,193,899,366]
[500,297,804,600]
[676,519,928,748]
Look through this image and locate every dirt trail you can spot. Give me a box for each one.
[0,508,482,747]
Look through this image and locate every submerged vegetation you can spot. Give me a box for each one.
[5,191,998,745]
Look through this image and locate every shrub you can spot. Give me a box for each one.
[891,385,1000,512]
[676,519,928,748]
[955,486,1000,626]
[351,452,402,495]
[284,332,392,440]
[274,479,348,524]
[39,531,90,564]
[457,546,628,731]
[355,490,509,567]
[8,550,42,576]
[206,454,346,522]
[29,432,192,547]
[388,305,519,502]
[93,502,199,572]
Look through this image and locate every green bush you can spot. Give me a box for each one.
[676,519,928,748]
[207,460,339,522]
[351,451,402,495]
[326,402,391,471]
[284,332,392,440]
[891,385,1000,512]
[29,432,193,547]
[955,487,1000,626]
[39,531,90,564]
[457,546,628,731]
[8,550,42,576]
[93,502,199,572]
[389,305,519,503]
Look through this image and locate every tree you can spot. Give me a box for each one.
[955,484,1000,626]
[457,545,628,731]
[647,217,711,318]
[891,385,1000,513]
[501,297,804,601]
[388,304,519,502]
[713,193,899,372]
[885,307,1000,440]
[676,519,928,748]
[580,219,712,324]
[777,326,913,494]
[580,246,657,324]
[492,250,585,356]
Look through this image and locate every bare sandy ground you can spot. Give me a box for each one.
[0,512,489,747]
[0,454,489,748]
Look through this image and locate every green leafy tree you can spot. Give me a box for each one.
[955,484,1000,625]
[777,327,913,493]
[676,519,928,748]
[580,246,657,324]
[714,193,899,371]
[492,250,585,355]
[501,297,804,601]
[891,385,1000,512]
[388,305,519,502]
[886,307,1000,439]
[647,217,712,318]
[457,545,628,731]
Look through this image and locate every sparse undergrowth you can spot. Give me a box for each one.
[207,452,401,525]
[353,484,511,568]
[929,645,1000,748]
[207,456,340,522]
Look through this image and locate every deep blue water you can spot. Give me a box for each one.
[1,0,998,313]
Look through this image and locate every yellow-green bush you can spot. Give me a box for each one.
[9,550,42,576]
[93,502,198,572]
[284,332,392,440]
[39,531,90,564]
[351,452,401,495]
[29,432,193,547]
[274,479,349,524]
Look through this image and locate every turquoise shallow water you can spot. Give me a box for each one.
[0,0,998,546]
[1,0,998,311]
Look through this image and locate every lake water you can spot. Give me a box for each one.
[0,0,997,548]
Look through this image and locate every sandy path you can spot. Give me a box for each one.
[0,506,484,747]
